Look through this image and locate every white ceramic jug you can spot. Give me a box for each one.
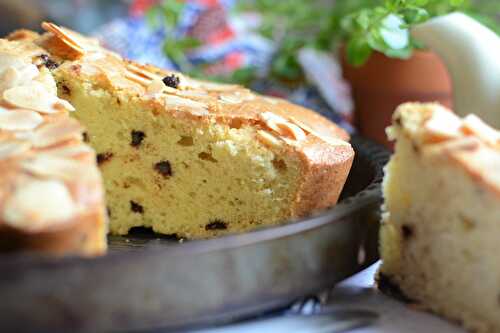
[412,12,500,126]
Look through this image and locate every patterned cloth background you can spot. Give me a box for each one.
[97,0,354,132]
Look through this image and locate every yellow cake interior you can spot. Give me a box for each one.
[381,104,500,333]
[54,76,302,238]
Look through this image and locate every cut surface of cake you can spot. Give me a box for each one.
[0,36,107,256]
[380,103,500,333]
[2,23,354,240]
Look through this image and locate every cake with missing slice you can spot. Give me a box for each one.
[0,23,354,242]
[380,103,500,332]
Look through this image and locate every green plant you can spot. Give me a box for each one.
[146,0,201,73]
[330,0,500,66]
[148,0,500,83]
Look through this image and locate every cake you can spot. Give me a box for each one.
[0,23,353,243]
[0,34,107,256]
[380,103,500,333]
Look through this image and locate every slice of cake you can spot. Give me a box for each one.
[380,103,500,332]
[0,36,107,256]
[2,23,354,240]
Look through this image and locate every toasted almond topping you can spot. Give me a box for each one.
[124,70,153,86]
[423,108,463,143]
[33,117,83,148]
[3,82,66,114]
[41,22,85,57]
[164,95,209,115]
[175,90,209,98]
[219,94,242,104]
[0,109,44,131]
[462,114,500,146]
[3,179,77,230]
[256,130,283,147]
[289,116,350,146]
[0,54,27,75]
[126,62,160,81]
[0,140,31,160]
[0,64,40,94]
[40,144,93,159]
[21,155,90,181]
[259,112,306,141]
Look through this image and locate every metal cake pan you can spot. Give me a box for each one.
[0,135,389,333]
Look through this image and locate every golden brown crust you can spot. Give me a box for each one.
[0,35,107,256]
[391,102,500,198]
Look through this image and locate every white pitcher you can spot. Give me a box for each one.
[411,12,500,126]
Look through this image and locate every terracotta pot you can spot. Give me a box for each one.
[341,50,452,148]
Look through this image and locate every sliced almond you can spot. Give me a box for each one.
[219,94,242,104]
[289,116,350,146]
[3,178,77,230]
[0,54,28,75]
[41,22,85,57]
[259,112,306,141]
[164,95,209,116]
[21,155,90,182]
[423,108,463,143]
[126,62,160,81]
[32,117,83,148]
[3,82,62,114]
[0,64,40,94]
[0,109,44,131]
[125,70,153,86]
[0,140,32,160]
[40,143,93,159]
[462,114,500,146]
[256,130,282,147]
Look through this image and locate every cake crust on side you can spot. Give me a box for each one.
[381,103,500,333]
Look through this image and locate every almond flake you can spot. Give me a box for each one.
[21,155,89,181]
[219,94,242,104]
[259,112,306,141]
[125,70,153,86]
[256,130,282,147]
[126,62,160,81]
[33,117,83,148]
[276,122,307,141]
[289,116,350,146]
[462,114,500,146]
[41,22,85,57]
[3,82,63,114]
[423,109,463,143]
[164,95,209,115]
[0,109,44,131]
[0,140,31,160]
[40,143,93,159]
[3,178,77,230]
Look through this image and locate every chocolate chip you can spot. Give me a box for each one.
[162,74,180,89]
[402,225,414,240]
[40,54,59,70]
[61,84,71,96]
[205,219,227,230]
[154,160,172,178]
[82,132,89,142]
[96,152,113,165]
[130,201,144,214]
[106,206,112,218]
[131,130,146,148]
